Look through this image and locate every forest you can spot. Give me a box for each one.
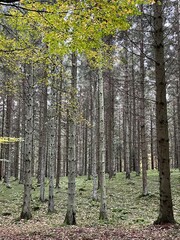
[0,0,180,239]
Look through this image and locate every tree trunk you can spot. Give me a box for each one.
[56,79,62,188]
[0,98,5,181]
[153,0,175,224]
[98,66,108,221]
[150,111,154,170]
[64,53,77,225]
[176,0,180,170]
[14,100,20,180]
[48,83,55,213]
[39,84,47,202]
[123,45,130,179]
[19,80,25,184]
[4,94,12,188]
[20,63,33,220]
[91,78,98,201]
[140,6,148,196]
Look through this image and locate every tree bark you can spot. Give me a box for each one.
[64,53,77,225]
[14,100,20,180]
[153,0,175,224]
[140,6,148,196]
[20,63,33,220]
[56,79,62,188]
[48,83,55,213]
[98,66,108,221]
[4,94,12,188]
[0,98,5,181]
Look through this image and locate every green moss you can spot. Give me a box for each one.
[0,171,179,228]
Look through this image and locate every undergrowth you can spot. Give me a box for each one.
[0,170,179,228]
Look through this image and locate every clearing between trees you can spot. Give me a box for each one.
[0,171,179,239]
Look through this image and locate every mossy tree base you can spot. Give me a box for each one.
[154,216,176,225]
[20,211,32,220]
[99,211,108,221]
[64,210,76,225]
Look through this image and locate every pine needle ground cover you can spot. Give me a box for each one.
[0,170,179,239]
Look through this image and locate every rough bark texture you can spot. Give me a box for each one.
[153,0,175,225]
[64,53,77,225]
[20,64,33,220]
[124,45,130,179]
[48,84,55,213]
[176,0,180,170]
[0,98,5,181]
[19,80,25,184]
[140,6,148,196]
[98,67,108,221]
[4,94,12,188]
[92,79,98,201]
[56,79,62,188]
[14,101,20,180]
[150,112,154,170]
[39,84,47,202]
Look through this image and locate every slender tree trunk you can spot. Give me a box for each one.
[124,45,130,179]
[140,6,148,196]
[92,78,98,201]
[65,111,69,177]
[150,111,154,170]
[19,80,25,184]
[40,84,47,202]
[56,80,62,188]
[153,0,175,224]
[14,101,20,180]
[106,68,115,179]
[131,51,137,172]
[4,94,12,188]
[0,98,5,181]
[48,84,55,213]
[176,0,180,169]
[98,66,108,220]
[173,101,178,168]
[64,53,77,225]
[20,63,33,220]
[84,102,88,176]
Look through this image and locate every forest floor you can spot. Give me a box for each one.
[0,170,179,239]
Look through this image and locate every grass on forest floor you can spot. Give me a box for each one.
[0,170,179,230]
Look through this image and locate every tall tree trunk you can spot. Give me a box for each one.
[14,100,20,180]
[0,98,5,181]
[153,0,175,224]
[131,51,137,173]
[19,80,25,184]
[92,78,98,201]
[64,53,77,225]
[124,45,130,179]
[140,6,148,196]
[176,0,180,170]
[39,83,47,202]
[20,63,33,220]
[65,111,69,177]
[56,79,62,188]
[150,111,154,170]
[106,68,115,179]
[98,66,108,220]
[48,83,55,213]
[4,94,12,188]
